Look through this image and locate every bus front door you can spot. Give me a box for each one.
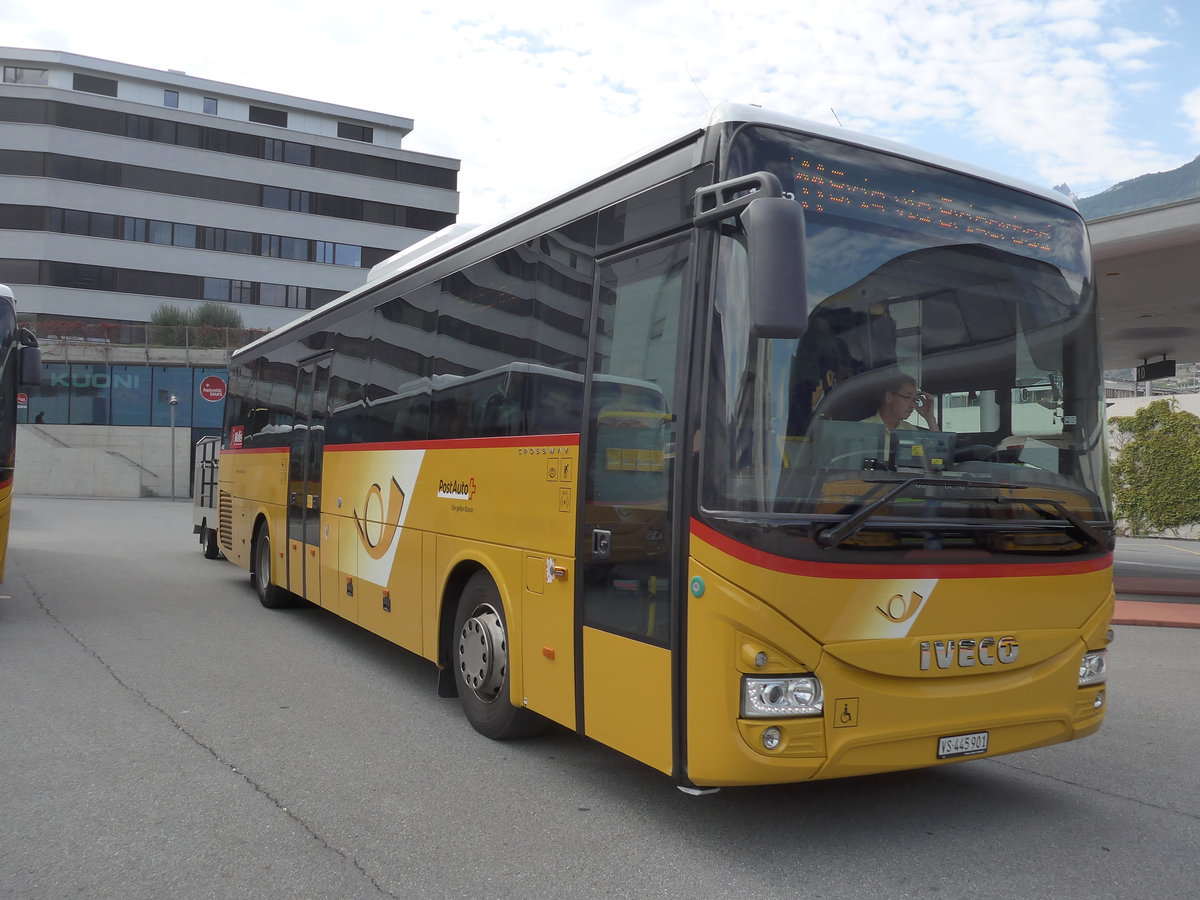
[286,355,329,605]
[578,239,688,776]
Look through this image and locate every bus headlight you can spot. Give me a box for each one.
[741,675,823,718]
[1078,650,1107,686]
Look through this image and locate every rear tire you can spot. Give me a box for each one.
[252,525,292,609]
[452,571,544,740]
[201,523,222,560]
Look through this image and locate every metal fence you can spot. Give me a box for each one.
[21,319,268,366]
[21,318,267,350]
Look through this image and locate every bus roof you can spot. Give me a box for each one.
[235,103,1076,362]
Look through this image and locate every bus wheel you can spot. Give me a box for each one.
[452,571,544,740]
[252,526,291,609]
[201,523,222,560]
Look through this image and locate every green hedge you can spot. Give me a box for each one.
[1110,399,1200,536]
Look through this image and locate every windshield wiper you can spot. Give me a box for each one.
[816,477,1008,548]
[998,495,1113,552]
[815,478,1112,551]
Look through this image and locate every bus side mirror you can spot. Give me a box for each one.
[694,172,810,341]
[17,328,41,387]
[740,196,808,340]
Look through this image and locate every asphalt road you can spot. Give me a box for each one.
[2,497,1198,900]
[1114,536,1200,585]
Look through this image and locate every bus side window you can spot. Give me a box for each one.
[531,381,581,434]
[430,390,470,440]
[393,395,430,442]
[327,401,364,444]
[242,406,269,446]
[479,391,520,436]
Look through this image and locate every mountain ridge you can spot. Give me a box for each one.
[1075,154,1200,220]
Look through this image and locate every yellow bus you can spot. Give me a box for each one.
[215,105,1112,790]
[0,284,42,582]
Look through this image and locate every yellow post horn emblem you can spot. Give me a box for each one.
[354,477,406,560]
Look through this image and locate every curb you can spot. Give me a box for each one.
[1112,599,1200,629]
[1113,576,1200,598]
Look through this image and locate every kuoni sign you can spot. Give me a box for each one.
[199,376,227,402]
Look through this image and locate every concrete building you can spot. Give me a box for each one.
[0,47,459,497]
[1,47,459,331]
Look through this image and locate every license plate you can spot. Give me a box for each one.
[937,731,989,759]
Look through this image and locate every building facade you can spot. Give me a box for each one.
[0,47,460,495]
[1,47,459,333]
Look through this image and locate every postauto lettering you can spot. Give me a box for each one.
[437,478,475,500]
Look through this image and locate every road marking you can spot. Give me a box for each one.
[1118,560,1200,571]
[1163,544,1200,557]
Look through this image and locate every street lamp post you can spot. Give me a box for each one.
[169,393,178,501]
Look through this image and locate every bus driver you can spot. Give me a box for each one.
[862,371,940,434]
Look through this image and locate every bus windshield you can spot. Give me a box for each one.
[702,126,1109,559]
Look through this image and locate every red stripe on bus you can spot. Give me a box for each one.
[689,518,1112,580]
[220,433,581,454]
[329,433,581,452]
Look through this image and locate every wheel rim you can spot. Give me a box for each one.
[256,533,270,594]
[457,604,507,703]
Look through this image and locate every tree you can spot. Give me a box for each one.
[1109,399,1200,536]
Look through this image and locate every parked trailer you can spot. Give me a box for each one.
[193,435,222,559]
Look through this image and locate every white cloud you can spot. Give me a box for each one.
[1126,80,1161,94]
[1096,28,1168,62]
[1182,85,1200,143]
[0,0,1192,217]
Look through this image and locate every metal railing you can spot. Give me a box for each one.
[21,319,269,365]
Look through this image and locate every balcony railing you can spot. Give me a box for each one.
[21,319,269,365]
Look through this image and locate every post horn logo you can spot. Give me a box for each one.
[354,477,406,560]
[877,590,925,624]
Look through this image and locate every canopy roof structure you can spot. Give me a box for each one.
[1090,196,1200,371]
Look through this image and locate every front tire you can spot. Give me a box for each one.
[252,525,291,609]
[452,571,544,740]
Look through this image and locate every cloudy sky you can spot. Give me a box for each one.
[4,0,1198,224]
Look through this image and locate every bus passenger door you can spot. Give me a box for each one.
[578,238,688,776]
[287,354,329,605]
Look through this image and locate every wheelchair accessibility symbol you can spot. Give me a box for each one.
[834,698,859,728]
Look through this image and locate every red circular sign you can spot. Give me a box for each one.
[16,392,28,405]
[199,376,227,402]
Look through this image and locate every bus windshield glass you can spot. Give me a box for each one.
[702,125,1109,559]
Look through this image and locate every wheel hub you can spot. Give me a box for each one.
[457,605,507,702]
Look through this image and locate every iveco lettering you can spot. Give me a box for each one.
[920,636,1020,670]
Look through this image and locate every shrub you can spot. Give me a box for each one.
[150,305,191,327]
[1110,399,1200,536]
[189,302,245,330]
[148,303,246,347]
